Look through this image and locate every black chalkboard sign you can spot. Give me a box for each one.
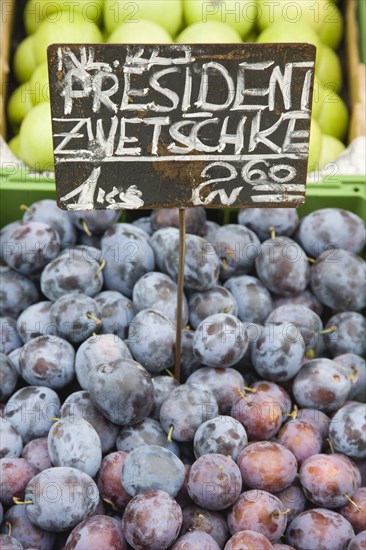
[48,43,316,210]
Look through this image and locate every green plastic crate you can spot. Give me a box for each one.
[298,176,366,218]
[1,169,365,228]
[360,0,366,64]
[0,167,56,227]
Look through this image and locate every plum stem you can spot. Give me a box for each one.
[307,257,316,263]
[19,204,32,213]
[13,497,33,505]
[86,313,102,325]
[273,508,291,518]
[48,417,60,422]
[95,259,106,277]
[103,498,118,511]
[285,404,298,420]
[320,326,337,335]
[167,425,174,442]
[343,493,362,512]
[236,388,249,402]
[5,522,11,537]
[81,220,92,237]
[327,437,335,454]
[305,348,316,359]
[269,226,276,239]
[219,465,223,481]
[165,368,175,378]
[349,365,358,383]
[196,514,205,528]
[243,386,257,393]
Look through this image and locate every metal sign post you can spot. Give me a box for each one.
[175,208,186,382]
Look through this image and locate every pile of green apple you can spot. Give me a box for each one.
[8,0,347,172]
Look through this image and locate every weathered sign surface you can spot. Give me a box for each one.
[48,43,316,210]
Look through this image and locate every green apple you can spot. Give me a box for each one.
[176,21,242,43]
[19,102,54,171]
[311,75,325,121]
[107,19,173,43]
[13,35,37,83]
[8,135,21,158]
[318,133,345,170]
[307,118,322,171]
[103,0,183,37]
[317,91,348,141]
[33,11,103,66]
[183,0,256,38]
[257,20,323,81]
[7,84,34,131]
[28,63,50,105]
[316,44,342,93]
[319,1,343,49]
[256,0,329,35]
[256,20,322,49]
[24,0,43,35]
[24,0,104,35]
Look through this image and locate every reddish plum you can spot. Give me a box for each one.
[97,451,131,511]
[300,453,361,507]
[180,504,229,547]
[187,454,242,510]
[237,441,297,493]
[286,508,354,550]
[122,489,182,550]
[171,532,220,549]
[0,457,38,506]
[339,487,366,533]
[224,530,273,549]
[64,515,127,550]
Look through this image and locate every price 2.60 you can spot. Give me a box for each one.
[191,160,298,206]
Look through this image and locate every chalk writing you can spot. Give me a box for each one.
[48,43,316,209]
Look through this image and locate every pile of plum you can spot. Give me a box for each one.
[0,202,365,550]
